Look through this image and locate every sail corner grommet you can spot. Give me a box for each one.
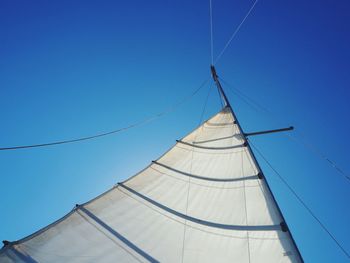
[257,172,263,179]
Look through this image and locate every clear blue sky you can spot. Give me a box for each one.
[1,0,349,262]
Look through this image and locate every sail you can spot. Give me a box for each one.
[0,107,302,263]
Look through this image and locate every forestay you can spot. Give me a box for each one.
[0,107,302,263]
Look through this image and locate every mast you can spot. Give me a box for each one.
[210,65,304,262]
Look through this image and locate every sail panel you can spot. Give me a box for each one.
[0,107,302,262]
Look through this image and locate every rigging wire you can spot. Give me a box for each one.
[207,1,348,258]
[219,77,350,184]
[214,0,259,64]
[249,141,350,259]
[285,132,350,183]
[181,83,213,263]
[0,78,210,151]
[223,80,262,113]
[209,0,214,65]
[220,78,270,114]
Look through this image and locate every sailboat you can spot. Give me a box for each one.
[0,65,303,262]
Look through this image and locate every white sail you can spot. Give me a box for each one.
[0,107,302,263]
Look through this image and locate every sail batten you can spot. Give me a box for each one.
[0,107,302,262]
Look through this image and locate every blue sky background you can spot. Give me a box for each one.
[0,0,349,262]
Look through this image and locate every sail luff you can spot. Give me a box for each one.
[210,65,304,262]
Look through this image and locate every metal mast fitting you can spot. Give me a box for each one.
[211,65,230,108]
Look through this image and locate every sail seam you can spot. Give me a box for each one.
[241,147,252,262]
